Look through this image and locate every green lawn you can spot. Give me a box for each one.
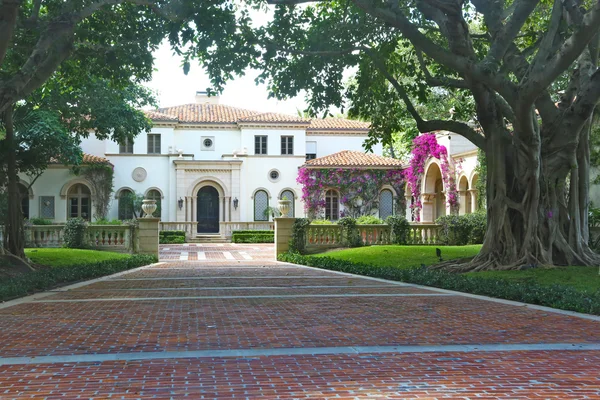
[315,245,600,293]
[25,248,129,267]
[315,245,482,269]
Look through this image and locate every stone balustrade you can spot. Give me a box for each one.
[303,223,442,251]
[86,225,133,252]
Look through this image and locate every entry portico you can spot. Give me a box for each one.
[175,159,241,234]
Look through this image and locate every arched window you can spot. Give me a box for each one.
[379,189,394,220]
[254,190,269,221]
[118,189,135,220]
[280,190,295,218]
[146,189,162,218]
[18,184,30,219]
[325,189,339,221]
[68,184,91,220]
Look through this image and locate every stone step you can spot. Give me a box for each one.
[188,235,230,243]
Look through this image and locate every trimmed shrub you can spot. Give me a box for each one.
[337,217,361,247]
[160,236,185,244]
[159,230,186,244]
[278,253,600,316]
[63,218,88,249]
[290,218,310,253]
[311,219,334,225]
[386,215,411,245]
[28,218,55,225]
[93,218,123,225]
[464,212,487,244]
[0,254,157,302]
[356,215,384,225]
[232,232,274,243]
[230,230,273,234]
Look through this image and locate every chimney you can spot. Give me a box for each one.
[195,91,220,105]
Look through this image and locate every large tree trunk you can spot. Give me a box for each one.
[2,106,25,259]
[435,123,600,272]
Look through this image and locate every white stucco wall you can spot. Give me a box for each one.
[308,134,383,158]
[19,167,85,222]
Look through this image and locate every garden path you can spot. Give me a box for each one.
[0,244,598,398]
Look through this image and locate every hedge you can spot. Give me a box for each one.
[232,232,274,243]
[231,230,273,235]
[278,252,600,316]
[160,230,186,244]
[0,254,157,302]
[160,230,186,237]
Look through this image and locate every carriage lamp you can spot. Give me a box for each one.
[178,197,183,210]
[233,197,239,210]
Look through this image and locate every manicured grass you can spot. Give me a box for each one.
[315,245,599,293]
[315,245,482,269]
[25,248,129,267]
[466,266,599,293]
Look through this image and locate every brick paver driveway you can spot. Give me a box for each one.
[0,244,599,398]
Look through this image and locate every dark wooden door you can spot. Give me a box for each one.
[197,186,219,233]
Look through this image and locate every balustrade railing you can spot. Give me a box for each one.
[86,225,133,252]
[25,225,65,248]
[305,223,443,249]
[406,224,442,245]
[306,224,343,247]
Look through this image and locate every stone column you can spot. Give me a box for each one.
[192,196,197,223]
[459,190,467,215]
[420,193,435,223]
[137,217,160,258]
[405,196,412,221]
[274,217,295,257]
[469,189,478,213]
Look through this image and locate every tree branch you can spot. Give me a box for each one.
[529,0,563,68]
[415,50,469,89]
[0,0,22,66]
[521,1,600,106]
[483,0,540,70]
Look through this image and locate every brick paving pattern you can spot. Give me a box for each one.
[0,243,598,398]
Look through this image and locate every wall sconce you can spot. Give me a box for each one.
[178,197,183,210]
[233,197,239,210]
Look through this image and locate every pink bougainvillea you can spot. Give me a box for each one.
[405,133,459,221]
[297,167,405,219]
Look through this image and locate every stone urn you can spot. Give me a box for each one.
[278,198,292,217]
[142,199,157,218]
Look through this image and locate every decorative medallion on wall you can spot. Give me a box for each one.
[132,167,147,182]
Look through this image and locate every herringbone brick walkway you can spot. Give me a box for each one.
[0,243,598,399]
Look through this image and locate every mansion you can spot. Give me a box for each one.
[18,92,486,237]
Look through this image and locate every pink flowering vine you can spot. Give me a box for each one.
[297,167,405,219]
[406,133,459,221]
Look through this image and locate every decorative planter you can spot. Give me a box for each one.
[278,199,292,217]
[142,199,157,218]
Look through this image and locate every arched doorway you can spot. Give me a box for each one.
[197,186,219,233]
[422,162,446,222]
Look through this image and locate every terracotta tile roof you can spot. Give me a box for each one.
[145,110,178,121]
[82,153,111,164]
[145,104,369,132]
[305,150,405,168]
[152,104,259,124]
[238,112,310,124]
[307,118,370,132]
[50,153,111,165]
